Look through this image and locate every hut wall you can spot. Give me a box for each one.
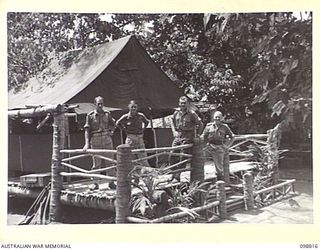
[8,128,174,175]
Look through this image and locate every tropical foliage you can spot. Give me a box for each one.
[7,12,312,140]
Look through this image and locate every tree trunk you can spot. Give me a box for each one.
[217,180,227,219]
[267,123,282,184]
[49,111,65,222]
[115,144,133,224]
[190,137,204,182]
[243,171,254,210]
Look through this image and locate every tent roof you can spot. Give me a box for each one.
[9,35,183,113]
[9,36,131,110]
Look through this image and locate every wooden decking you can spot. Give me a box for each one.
[8,161,257,211]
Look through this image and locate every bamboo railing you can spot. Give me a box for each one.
[9,104,284,223]
[60,148,117,180]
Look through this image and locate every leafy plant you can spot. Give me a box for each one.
[246,142,286,190]
[129,165,167,218]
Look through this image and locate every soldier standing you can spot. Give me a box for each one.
[83,96,116,189]
[170,96,203,182]
[201,111,235,184]
[116,100,150,167]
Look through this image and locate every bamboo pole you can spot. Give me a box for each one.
[167,152,193,158]
[61,149,117,154]
[115,144,133,224]
[91,154,117,164]
[254,179,296,195]
[162,159,191,171]
[61,162,116,174]
[243,172,254,210]
[8,104,63,118]
[62,154,91,162]
[149,110,159,168]
[132,151,166,163]
[132,144,192,153]
[168,167,191,174]
[126,216,151,223]
[149,200,220,223]
[49,110,65,222]
[60,172,117,181]
[190,137,204,182]
[59,191,115,211]
[217,181,227,219]
[233,134,268,140]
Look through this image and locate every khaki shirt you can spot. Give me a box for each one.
[84,110,116,134]
[202,122,234,145]
[172,109,202,132]
[116,112,149,135]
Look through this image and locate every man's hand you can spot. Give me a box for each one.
[83,144,89,151]
[172,131,179,138]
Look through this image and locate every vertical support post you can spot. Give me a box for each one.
[190,138,204,182]
[217,180,227,219]
[223,148,231,185]
[115,144,133,224]
[243,172,254,210]
[49,109,65,222]
[267,123,282,184]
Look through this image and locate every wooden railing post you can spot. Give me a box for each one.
[217,180,227,219]
[243,171,254,210]
[267,123,282,184]
[190,138,204,182]
[115,144,133,224]
[49,110,65,222]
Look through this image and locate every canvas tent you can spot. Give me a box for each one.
[9,35,183,117]
[8,35,183,174]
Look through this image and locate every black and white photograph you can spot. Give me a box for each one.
[2,2,318,248]
[6,10,313,227]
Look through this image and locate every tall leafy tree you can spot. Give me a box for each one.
[7,12,312,141]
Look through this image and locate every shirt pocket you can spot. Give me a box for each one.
[183,116,191,127]
[217,130,226,139]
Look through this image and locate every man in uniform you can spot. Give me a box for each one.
[201,110,235,184]
[83,96,116,189]
[116,100,150,167]
[169,96,204,181]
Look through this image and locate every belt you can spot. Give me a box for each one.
[127,134,143,138]
[91,130,110,136]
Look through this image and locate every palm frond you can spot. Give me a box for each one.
[167,206,200,219]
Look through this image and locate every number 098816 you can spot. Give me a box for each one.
[300,244,318,248]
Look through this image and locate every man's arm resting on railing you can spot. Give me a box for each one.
[170,116,179,138]
[83,128,90,150]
